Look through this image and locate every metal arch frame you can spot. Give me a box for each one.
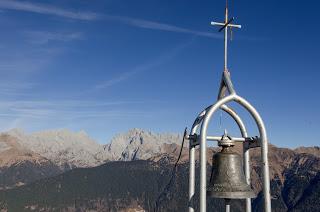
[188,72,271,212]
[188,104,250,212]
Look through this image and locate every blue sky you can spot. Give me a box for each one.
[0,0,319,147]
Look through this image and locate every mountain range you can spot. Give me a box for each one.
[0,128,184,189]
[0,128,319,211]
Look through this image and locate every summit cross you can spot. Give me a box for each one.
[211,1,241,71]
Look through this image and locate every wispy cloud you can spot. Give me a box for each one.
[0,56,52,74]
[0,33,71,77]
[0,81,36,96]
[94,71,139,89]
[104,15,222,39]
[0,81,34,90]
[0,1,258,41]
[94,40,193,90]
[0,0,99,20]
[0,100,145,109]
[0,1,221,38]
[104,15,265,41]
[0,99,151,119]
[0,1,263,41]
[24,30,83,44]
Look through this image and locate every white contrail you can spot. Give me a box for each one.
[0,0,221,38]
[104,15,222,39]
[0,0,99,20]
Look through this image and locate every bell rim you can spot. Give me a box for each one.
[206,190,256,199]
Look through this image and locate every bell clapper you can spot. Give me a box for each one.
[225,199,231,212]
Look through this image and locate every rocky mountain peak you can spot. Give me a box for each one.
[2,128,186,168]
[104,129,183,161]
[6,128,26,138]
[5,129,108,169]
[0,133,52,168]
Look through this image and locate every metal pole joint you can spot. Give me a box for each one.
[244,136,261,149]
[188,134,199,148]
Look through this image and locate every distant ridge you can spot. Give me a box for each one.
[294,146,320,158]
[0,127,319,196]
[0,143,319,211]
[3,128,319,163]
[3,128,319,168]
[4,128,183,168]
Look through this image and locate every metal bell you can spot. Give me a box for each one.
[207,137,256,199]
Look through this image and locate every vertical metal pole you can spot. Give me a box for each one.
[189,143,195,212]
[189,109,207,212]
[200,130,207,212]
[261,132,271,212]
[225,199,231,212]
[224,6,228,71]
[244,149,251,212]
[226,204,230,212]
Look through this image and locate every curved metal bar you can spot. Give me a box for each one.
[199,95,235,212]
[233,95,271,212]
[191,106,211,130]
[218,71,236,100]
[189,107,210,212]
[218,76,227,100]
[220,104,247,137]
[191,104,246,137]
[199,94,271,212]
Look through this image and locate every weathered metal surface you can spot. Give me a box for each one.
[207,146,256,199]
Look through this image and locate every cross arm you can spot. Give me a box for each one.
[211,21,242,29]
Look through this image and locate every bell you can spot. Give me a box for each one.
[207,137,256,199]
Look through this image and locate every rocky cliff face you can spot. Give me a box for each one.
[6,129,109,169]
[294,146,320,158]
[0,134,62,190]
[4,128,183,168]
[103,128,183,161]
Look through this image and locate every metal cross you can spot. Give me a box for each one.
[211,2,241,71]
